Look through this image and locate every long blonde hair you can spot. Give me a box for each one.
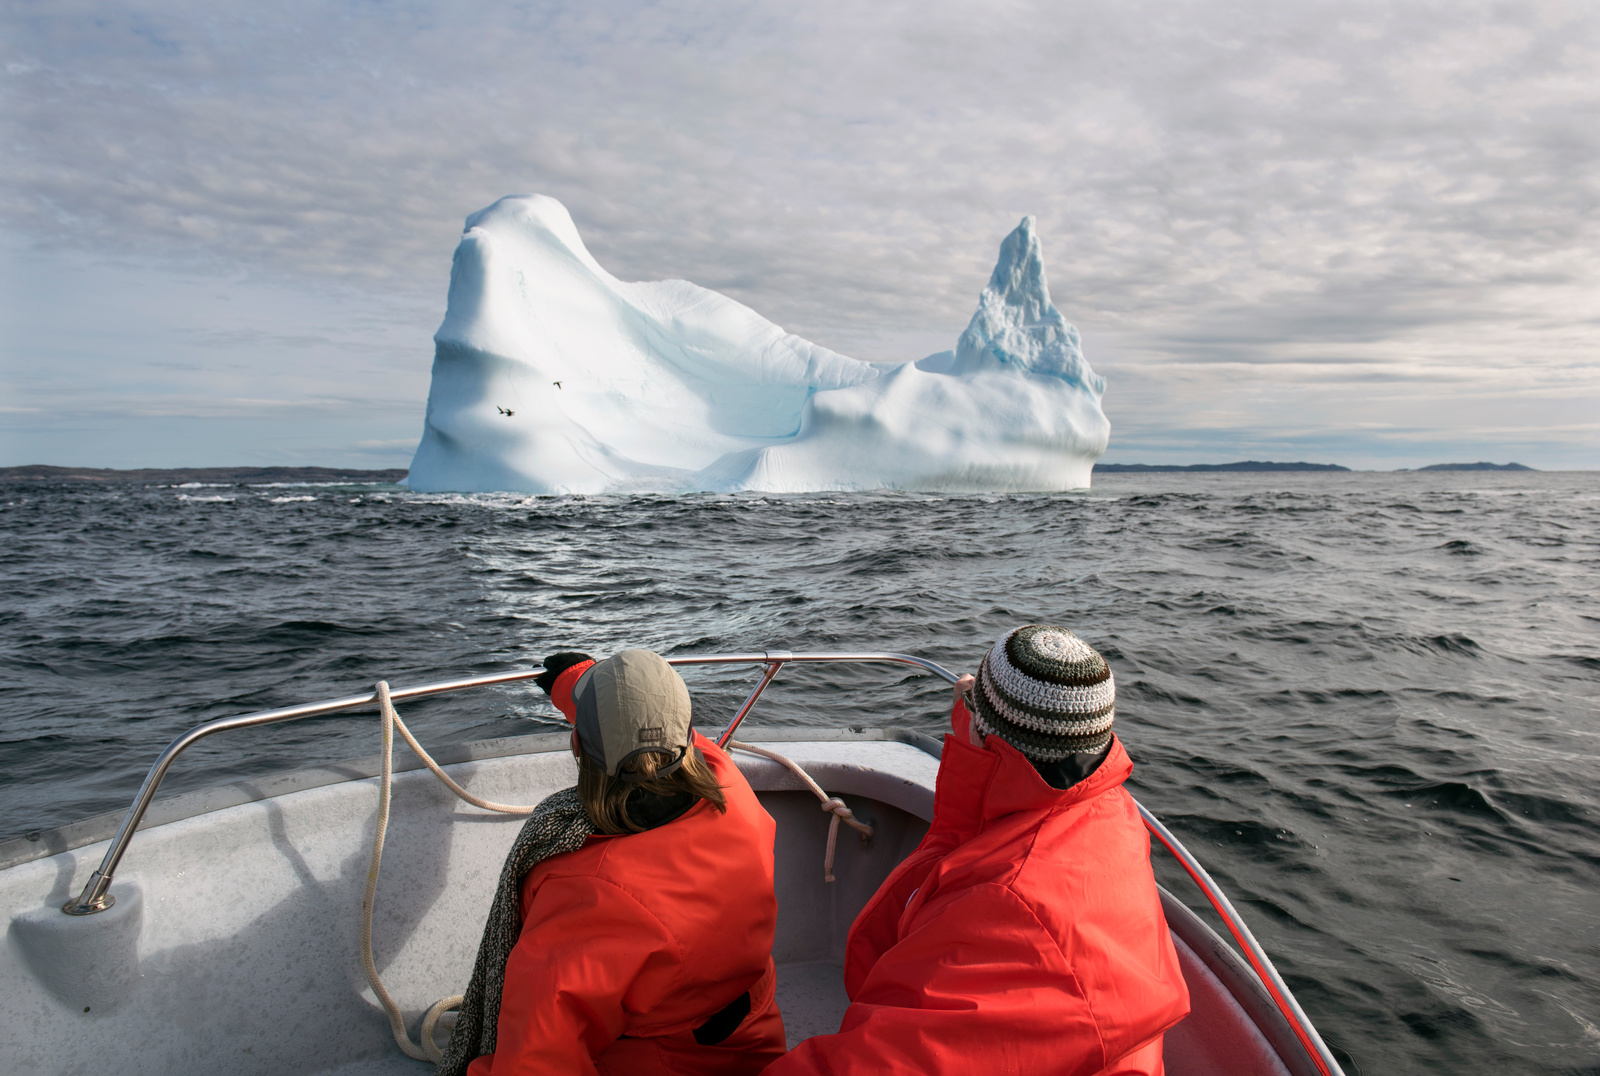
[576,745,727,835]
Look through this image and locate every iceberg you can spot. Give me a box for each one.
[406,196,1109,493]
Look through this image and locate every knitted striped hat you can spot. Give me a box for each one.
[971,625,1115,762]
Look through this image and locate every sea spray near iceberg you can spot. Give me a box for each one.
[406,196,1109,493]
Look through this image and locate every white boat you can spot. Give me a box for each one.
[1,653,1344,1075]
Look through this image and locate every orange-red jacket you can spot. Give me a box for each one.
[467,733,786,1076]
[766,703,1189,1076]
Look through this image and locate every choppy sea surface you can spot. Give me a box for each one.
[1,471,1596,1074]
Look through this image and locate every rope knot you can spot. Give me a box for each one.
[727,741,872,882]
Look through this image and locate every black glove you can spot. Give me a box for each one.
[534,651,595,695]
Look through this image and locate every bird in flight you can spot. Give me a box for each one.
[497,406,515,417]
[553,381,563,389]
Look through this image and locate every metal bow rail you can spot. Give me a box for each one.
[60,650,1341,1076]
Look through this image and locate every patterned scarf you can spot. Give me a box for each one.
[435,787,595,1076]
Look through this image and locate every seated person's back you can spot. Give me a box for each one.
[767,625,1190,1076]
[451,649,786,1076]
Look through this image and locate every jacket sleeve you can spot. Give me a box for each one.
[472,873,681,1076]
[766,882,1110,1076]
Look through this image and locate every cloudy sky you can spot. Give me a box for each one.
[2,0,1596,470]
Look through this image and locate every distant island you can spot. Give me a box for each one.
[0,465,409,485]
[1406,462,1534,472]
[1094,461,1351,473]
[1096,460,1540,474]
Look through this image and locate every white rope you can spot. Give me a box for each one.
[728,741,873,883]
[361,681,541,1063]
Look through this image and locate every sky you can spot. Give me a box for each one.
[1,0,1596,471]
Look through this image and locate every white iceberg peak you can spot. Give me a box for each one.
[406,199,1109,494]
[952,216,1103,395]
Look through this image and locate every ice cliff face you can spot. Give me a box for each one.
[406,197,1109,493]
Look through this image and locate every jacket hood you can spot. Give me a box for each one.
[935,729,1133,837]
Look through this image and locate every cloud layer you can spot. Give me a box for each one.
[2,0,1596,468]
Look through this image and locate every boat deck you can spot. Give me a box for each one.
[0,729,1314,1075]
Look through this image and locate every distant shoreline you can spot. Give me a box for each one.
[1094,460,1535,473]
[0,461,1547,484]
[0,465,409,485]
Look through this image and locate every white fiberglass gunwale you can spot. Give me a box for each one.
[24,651,1343,1076]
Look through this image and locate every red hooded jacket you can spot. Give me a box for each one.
[766,702,1190,1076]
[467,731,786,1076]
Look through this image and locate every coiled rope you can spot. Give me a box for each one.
[360,682,870,1061]
[728,741,874,882]
[361,681,541,1062]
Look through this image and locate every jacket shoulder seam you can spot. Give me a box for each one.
[978,880,1110,1069]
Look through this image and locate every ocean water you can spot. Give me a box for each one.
[1,471,1596,1074]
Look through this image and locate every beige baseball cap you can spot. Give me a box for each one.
[571,649,693,778]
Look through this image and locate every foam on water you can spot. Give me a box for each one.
[0,470,1596,1075]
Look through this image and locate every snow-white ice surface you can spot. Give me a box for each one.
[407,196,1108,493]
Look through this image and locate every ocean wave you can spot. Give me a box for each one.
[0,470,1596,1075]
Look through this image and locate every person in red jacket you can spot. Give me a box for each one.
[766,625,1190,1076]
[466,648,786,1076]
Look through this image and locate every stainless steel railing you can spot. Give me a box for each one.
[58,650,1340,1076]
[60,652,950,917]
[1140,806,1342,1075]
